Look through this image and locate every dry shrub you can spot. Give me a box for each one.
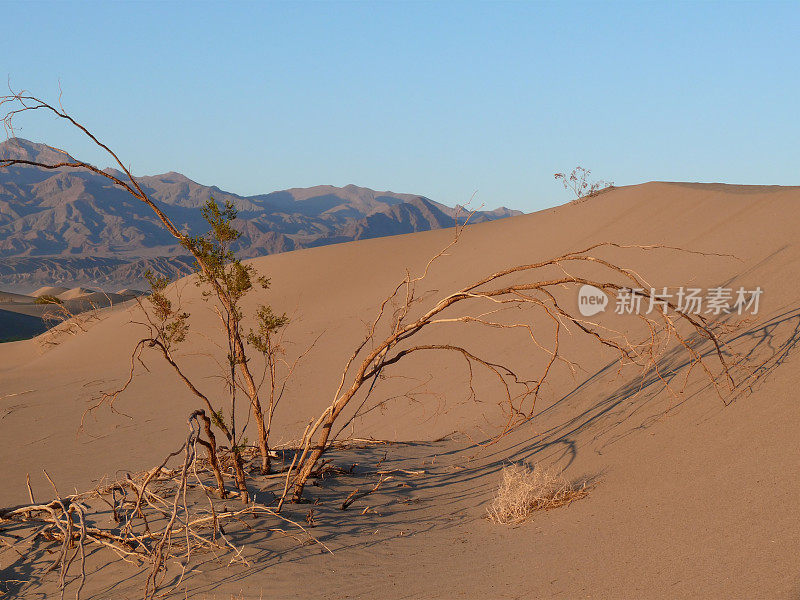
[487,463,589,524]
[38,301,104,348]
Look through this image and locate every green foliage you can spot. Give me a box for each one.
[144,270,189,348]
[183,197,288,354]
[35,294,62,305]
[183,198,257,305]
[212,409,227,430]
[247,305,289,354]
[232,437,249,453]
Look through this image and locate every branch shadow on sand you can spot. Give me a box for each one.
[143,305,800,599]
[5,307,800,599]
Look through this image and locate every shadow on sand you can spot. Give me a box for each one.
[4,306,800,598]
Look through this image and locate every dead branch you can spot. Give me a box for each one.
[341,476,390,510]
[0,411,330,599]
[282,228,738,502]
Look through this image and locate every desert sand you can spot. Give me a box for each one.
[2,182,800,598]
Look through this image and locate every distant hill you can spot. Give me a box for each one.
[0,138,521,292]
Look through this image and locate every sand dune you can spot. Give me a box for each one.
[0,307,49,341]
[56,286,97,300]
[31,286,70,298]
[2,182,800,598]
[0,291,48,341]
[115,288,145,297]
[0,290,34,304]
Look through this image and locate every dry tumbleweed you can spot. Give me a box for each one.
[487,463,590,524]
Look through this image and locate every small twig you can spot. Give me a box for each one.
[341,476,390,510]
[26,473,35,504]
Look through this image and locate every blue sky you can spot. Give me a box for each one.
[2,1,798,212]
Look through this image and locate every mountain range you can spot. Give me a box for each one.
[0,138,521,292]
